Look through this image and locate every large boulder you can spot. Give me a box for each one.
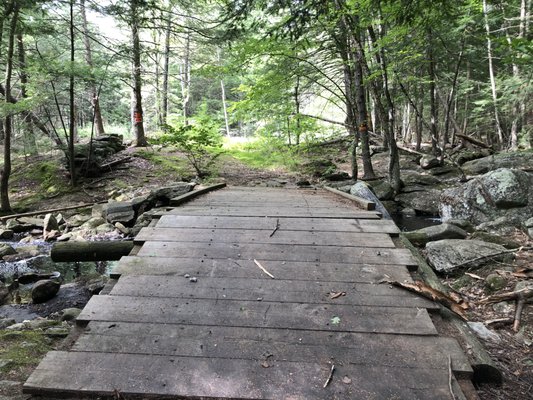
[350,182,391,219]
[0,229,14,239]
[31,279,60,303]
[43,213,59,232]
[105,201,136,226]
[403,223,468,246]
[0,244,17,258]
[147,182,195,206]
[462,151,533,175]
[425,239,511,273]
[440,168,533,228]
[395,188,442,215]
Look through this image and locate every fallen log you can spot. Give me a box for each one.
[51,241,134,262]
[0,201,106,222]
[455,134,492,150]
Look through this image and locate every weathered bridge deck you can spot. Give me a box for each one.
[24,186,472,399]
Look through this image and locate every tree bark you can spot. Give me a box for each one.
[427,31,440,157]
[68,0,76,186]
[17,31,38,155]
[131,0,147,146]
[161,6,172,126]
[483,0,504,147]
[80,0,105,136]
[180,30,192,124]
[1,3,19,212]
[51,241,134,262]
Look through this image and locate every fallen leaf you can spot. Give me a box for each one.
[261,361,270,368]
[331,316,341,325]
[342,376,352,384]
[330,291,346,299]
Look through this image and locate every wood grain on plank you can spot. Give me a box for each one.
[108,275,438,309]
[76,322,472,376]
[155,215,400,234]
[77,295,437,335]
[134,227,396,248]
[23,351,455,400]
[111,256,414,283]
[135,241,417,268]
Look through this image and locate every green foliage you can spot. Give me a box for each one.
[152,110,224,178]
[223,137,301,170]
[134,150,191,178]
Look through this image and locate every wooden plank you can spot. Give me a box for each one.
[135,241,418,268]
[324,186,376,210]
[108,275,438,309]
[75,322,472,377]
[23,351,455,399]
[155,214,400,235]
[167,206,382,219]
[111,256,414,283]
[77,295,437,335]
[169,182,226,206]
[134,227,396,248]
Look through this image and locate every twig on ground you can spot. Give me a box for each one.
[479,285,533,332]
[253,259,275,279]
[448,356,456,400]
[323,364,335,388]
[269,218,280,237]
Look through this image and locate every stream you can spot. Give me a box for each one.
[391,213,441,232]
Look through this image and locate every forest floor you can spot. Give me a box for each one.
[2,144,532,400]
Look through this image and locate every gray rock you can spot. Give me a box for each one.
[446,219,474,233]
[369,180,394,200]
[68,214,91,227]
[106,201,135,226]
[96,223,116,234]
[529,228,533,239]
[396,188,441,215]
[0,229,14,240]
[467,322,501,343]
[56,213,66,225]
[471,231,520,249]
[420,155,440,169]
[0,318,16,329]
[148,182,195,205]
[60,307,82,321]
[350,182,391,219]
[476,217,519,235]
[0,286,9,305]
[402,171,441,186]
[441,168,533,228]
[403,223,468,246]
[43,213,59,232]
[525,217,533,229]
[425,239,511,273]
[81,217,106,230]
[0,244,17,258]
[114,222,130,235]
[5,220,32,233]
[31,280,60,304]
[515,281,532,292]
[485,273,507,292]
[462,151,533,175]
[324,171,350,181]
[91,204,107,218]
[45,326,70,338]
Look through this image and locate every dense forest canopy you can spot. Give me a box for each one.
[0,0,531,210]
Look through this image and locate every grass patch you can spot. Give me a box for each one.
[223,137,301,170]
[0,330,57,380]
[10,157,72,210]
[134,149,192,178]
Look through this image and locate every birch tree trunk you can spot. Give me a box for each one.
[483,0,504,147]
[161,7,172,126]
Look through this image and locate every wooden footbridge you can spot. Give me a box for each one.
[24,186,473,399]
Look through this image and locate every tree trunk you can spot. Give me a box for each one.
[180,30,192,124]
[17,31,37,155]
[483,0,504,147]
[1,3,19,212]
[131,0,147,146]
[427,31,440,157]
[161,7,171,126]
[80,0,105,136]
[69,0,76,186]
[218,48,230,136]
